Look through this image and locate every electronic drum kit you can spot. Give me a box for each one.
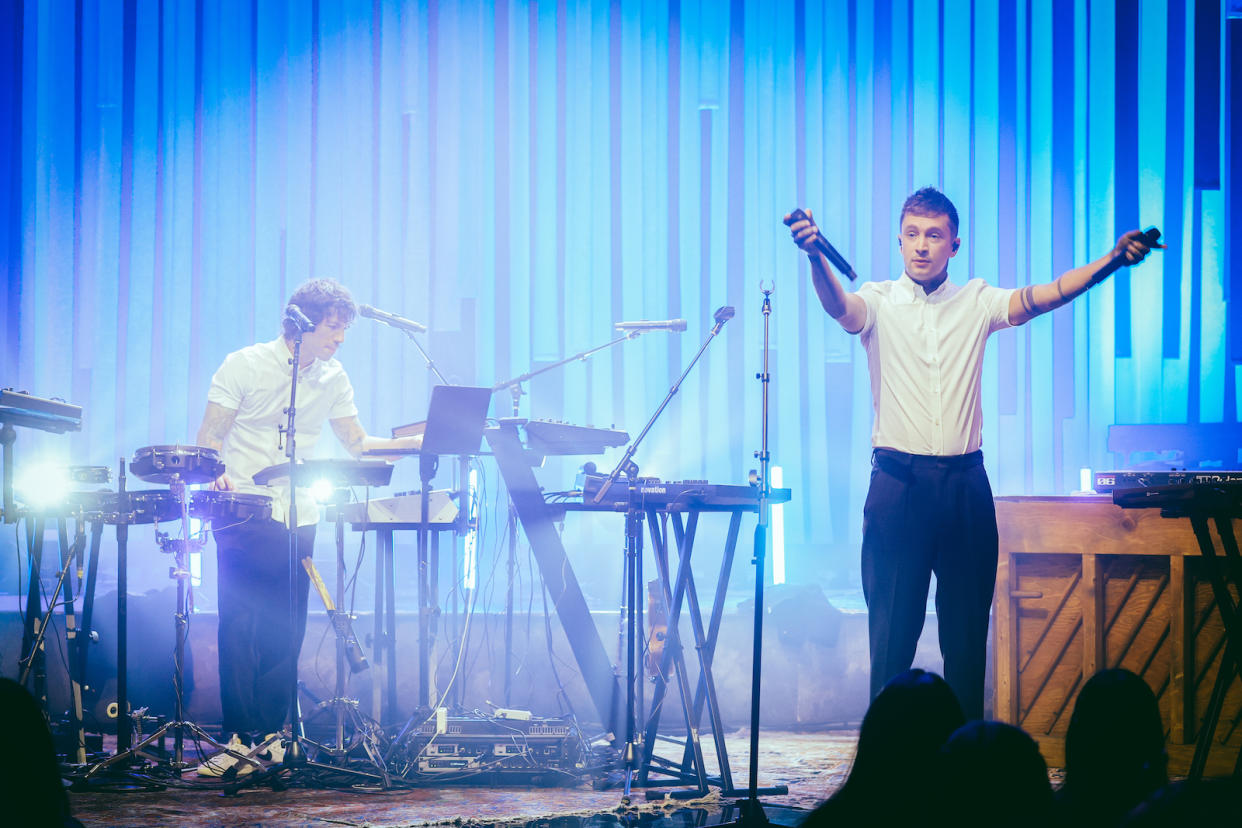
[62,448,273,527]
[21,444,276,779]
[27,443,404,785]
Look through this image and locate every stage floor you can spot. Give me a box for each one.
[67,729,857,827]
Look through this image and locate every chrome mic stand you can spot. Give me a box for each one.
[229,316,387,793]
[730,282,788,824]
[280,318,310,767]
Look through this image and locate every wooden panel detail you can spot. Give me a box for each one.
[994,497,1242,776]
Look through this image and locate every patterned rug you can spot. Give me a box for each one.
[67,729,858,827]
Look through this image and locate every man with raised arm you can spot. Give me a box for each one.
[786,188,1160,719]
[193,278,420,775]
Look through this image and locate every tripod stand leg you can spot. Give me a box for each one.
[620,508,644,800]
[334,504,347,753]
[635,517,646,734]
[20,517,48,705]
[116,519,131,752]
[430,530,441,702]
[173,566,189,766]
[682,511,741,791]
[19,520,90,763]
[84,721,241,780]
[418,516,431,709]
[504,502,517,706]
[59,519,87,763]
[78,521,103,702]
[372,528,385,722]
[644,511,709,794]
[340,704,392,787]
[385,530,397,719]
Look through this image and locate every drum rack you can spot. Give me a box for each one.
[85,446,242,779]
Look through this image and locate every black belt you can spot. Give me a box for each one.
[873,448,984,479]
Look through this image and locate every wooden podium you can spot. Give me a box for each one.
[993,495,1242,775]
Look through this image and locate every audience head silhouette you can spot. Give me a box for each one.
[0,678,80,827]
[804,668,965,826]
[938,720,1053,826]
[1058,668,1168,825]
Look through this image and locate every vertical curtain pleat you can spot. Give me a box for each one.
[3,0,1231,585]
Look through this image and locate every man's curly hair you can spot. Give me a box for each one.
[899,187,959,237]
[282,279,357,338]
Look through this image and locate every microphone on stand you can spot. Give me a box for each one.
[784,208,858,282]
[285,304,316,332]
[359,304,428,334]
[710,306,735,335]
[614,319,688,332]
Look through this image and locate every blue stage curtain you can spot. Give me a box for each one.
[0,0,1232,585]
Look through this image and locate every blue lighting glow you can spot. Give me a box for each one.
[0,1,1231,589]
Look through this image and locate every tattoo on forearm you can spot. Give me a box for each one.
[1019,286,1039,317]
[332,419,368,456]
[197,404,236,448]
[1054,278,1067,303]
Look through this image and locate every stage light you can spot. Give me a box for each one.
[771,466,786,585]
[15,462,72,511]
[309,477,335,504]
[463,468,479,590]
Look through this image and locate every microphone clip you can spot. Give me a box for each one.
[285,304,316,333]
[710,305,735,335]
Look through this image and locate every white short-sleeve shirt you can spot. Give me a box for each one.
[207,337,359,527]
[853,272,1014,456]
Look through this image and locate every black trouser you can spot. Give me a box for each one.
[861,448,998,720]
[214,519,315,739]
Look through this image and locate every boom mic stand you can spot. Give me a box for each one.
[492,330,647,412]
[593,306,734,801]
[402,327,451,388]
[491,329,655,707]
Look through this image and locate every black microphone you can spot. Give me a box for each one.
[785,208,858,282]
[614,319,688,332]
[358,303,428,334]
[1088,226,1163,285]
[285,304,315,332]
[710,306,735,335]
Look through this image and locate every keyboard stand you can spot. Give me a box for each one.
[1115,483,1242,780]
